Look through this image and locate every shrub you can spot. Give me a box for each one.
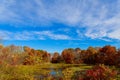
[84,64,117,80]
[73,64,117,80]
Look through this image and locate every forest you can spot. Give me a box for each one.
[0,44,120,80]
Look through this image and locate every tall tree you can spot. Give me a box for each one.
[61,48,75,64]
[51,52,61,63]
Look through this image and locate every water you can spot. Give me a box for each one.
[34,68,64,80]
[50,68,63,76]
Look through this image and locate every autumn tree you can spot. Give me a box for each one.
[23,46,31,53]
[115,49,120,67]
[23,48,51,65]
[83,46,98,64]
[100,45,116,54]
[90,45,117,65]
[99,45,117,65]
[0,44,4,64]
[74,48,83,64]
[61,48,75,64]
[51,52,61,63]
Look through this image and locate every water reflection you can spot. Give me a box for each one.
[50,68,63,76]
[35,68,64,80]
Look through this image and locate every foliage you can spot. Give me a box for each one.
[51,52,62,63]
[0,44,120,67]
[73,64,117,80]
[0,44,120,79]
[61,48,75,64]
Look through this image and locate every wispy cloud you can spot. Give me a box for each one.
[0,30,71,40]
[0,0,120,40]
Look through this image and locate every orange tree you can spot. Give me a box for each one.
[61,48,75,64]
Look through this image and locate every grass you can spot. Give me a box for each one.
[0,63,119,80]
[116,67,120,80]
[0,64,35,80]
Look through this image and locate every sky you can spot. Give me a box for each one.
[0,0,120,53]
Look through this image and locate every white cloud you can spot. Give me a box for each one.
[0,0,120,40]
[108,29,120,40]
[85,28,107,39]
[34,31,71,40]
[0,30,71,40]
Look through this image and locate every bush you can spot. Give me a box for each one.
[85,64,117,80]
[73,64,117,80]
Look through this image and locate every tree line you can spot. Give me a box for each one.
[0,44,120,67]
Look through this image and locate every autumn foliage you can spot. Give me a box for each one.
[73,64,117,80]
[0,44,119,67]
[51,52,62,63]
[0,44,119,80]
[85,65,117,80]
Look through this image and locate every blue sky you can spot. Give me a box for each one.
[0,0,120,53]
